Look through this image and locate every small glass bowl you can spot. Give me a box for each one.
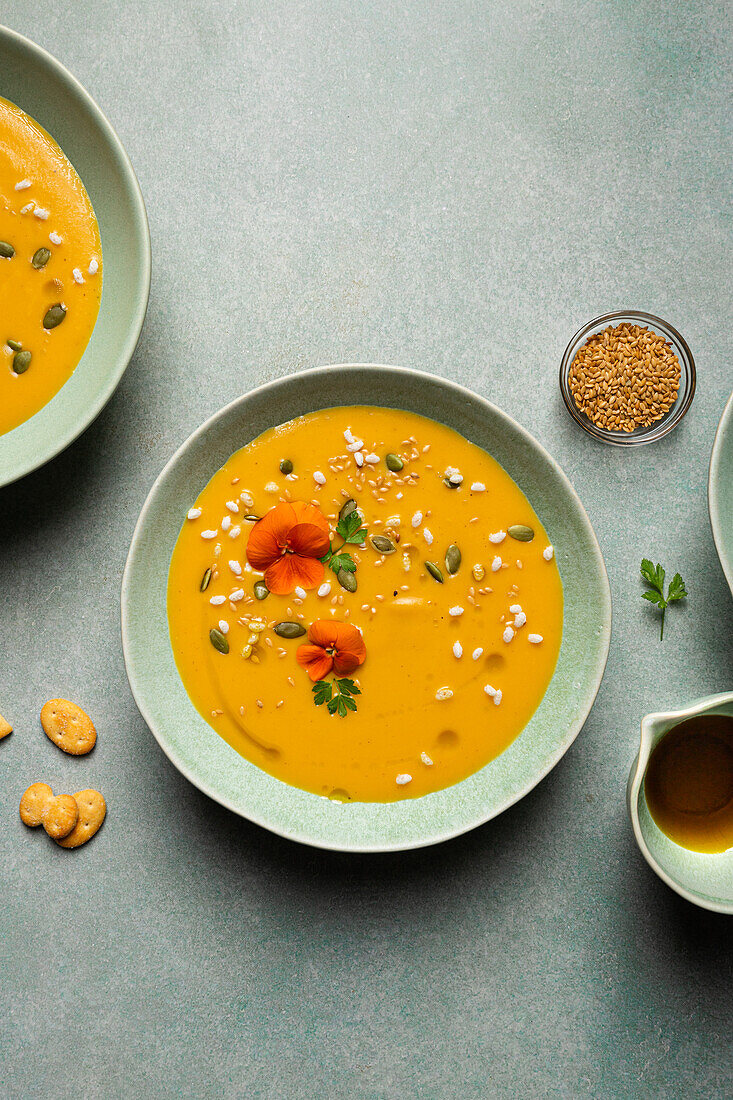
[559,310,696,446]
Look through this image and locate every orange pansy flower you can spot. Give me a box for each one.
[246,501,331,595]
[296,620,367,682]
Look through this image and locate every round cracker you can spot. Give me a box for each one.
[42,794,79,840]
[40,699,97,756]
[19,782,54,827]
[56,789,106,849]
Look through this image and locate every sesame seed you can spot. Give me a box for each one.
[514,611,527,628]
[230,588,244,602]
[14,179,31,190]
[435,687,454,700]
[228,560,242,576]
[33,207,49,220]
[470,482,486,492]
[411,511,423,527]
[228,526,241,539]
[484,684,497,697]
[209,595,225,605]
[72,267,84,284]
[346,439,363,452]
[448,606,464,617]
[344,427,355,443]
[201,529,218,540]
[509,604,522,613]
[449,473,463,485]
[396,773,412,785]
[355,452,364,467]
[88,258,99,275]
[503,626,515,643]
[264,481,279,493]
[420,752,433,766]
[218,620,229,634]
[528,633,544,644]
[543,545,554,561]
[187,507,202,520]
[472,647,483,660]
[516,560,523,570]
[49,231,62,245]
[221,515,232,531]
[318,582,331,597]
[396,491,403,499]
[313,471,326,485]
[452,640,463,659]
[491,556,503,572]
[20,202,34,214]
[365,453,379,464]
[226,500,239,513]
[294,586,307,600]
[494,689,503,705]
[423,527,433,545]
[489,531,506,544]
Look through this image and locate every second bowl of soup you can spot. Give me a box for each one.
[123,365,611,850]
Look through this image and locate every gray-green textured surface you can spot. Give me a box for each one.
[1,2,731,1097]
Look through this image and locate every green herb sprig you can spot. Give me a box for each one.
[312,677,361,717]
[321,510,367,576]
[640,559,687,640]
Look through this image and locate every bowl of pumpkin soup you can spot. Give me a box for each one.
[122,365,611,851]
[0,26,149,487]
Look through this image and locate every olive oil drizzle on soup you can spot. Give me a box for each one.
[0,97,102,435]
[167,407,563,803]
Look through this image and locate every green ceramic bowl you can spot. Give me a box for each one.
[627,692,733,914]
[709,389,733,595]
[122,365,612,851]
[0,25,150,488]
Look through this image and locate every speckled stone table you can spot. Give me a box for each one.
[1,3,731,1097]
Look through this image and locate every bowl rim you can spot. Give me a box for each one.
[121,363,612,852]
[0,23,151,488]
[627,691,733,915]
[559,309,696,447]
[708,387,733,594]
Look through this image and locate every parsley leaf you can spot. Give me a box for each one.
[312,681,333,707]
[640,559,687,639]
[312,676,361,717]
[321,509,367,577]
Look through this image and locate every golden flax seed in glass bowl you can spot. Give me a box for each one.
[559,310,696,446]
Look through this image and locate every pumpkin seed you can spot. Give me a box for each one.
[209,628,229,654]
[12,350,31,374]
[0,241,15,259]
[385,453,404,472]
[426,561,444,583]
[253,580,269,601]
[243,513,260,523]
[370,535,396,554]
[200,567,212,592]
[7,339,22,352]
[279,458,293,475]
[43,303,66,330]
[31,247,51,270]
[274,621,306,639]
[508,524,534,542]
[339,498,357,522]
[445,544,461,575]
[337,568,357,593]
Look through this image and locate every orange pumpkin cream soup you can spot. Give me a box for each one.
[0,97,102,435]
[167,407,563,802]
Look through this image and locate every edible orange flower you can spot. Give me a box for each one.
[296,620,367,682]
[246,501,331,595]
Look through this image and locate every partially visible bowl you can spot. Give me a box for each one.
[709,388,733,595]
[559,310,696,447]
[0,25,150,488]
[122,364,612,852]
